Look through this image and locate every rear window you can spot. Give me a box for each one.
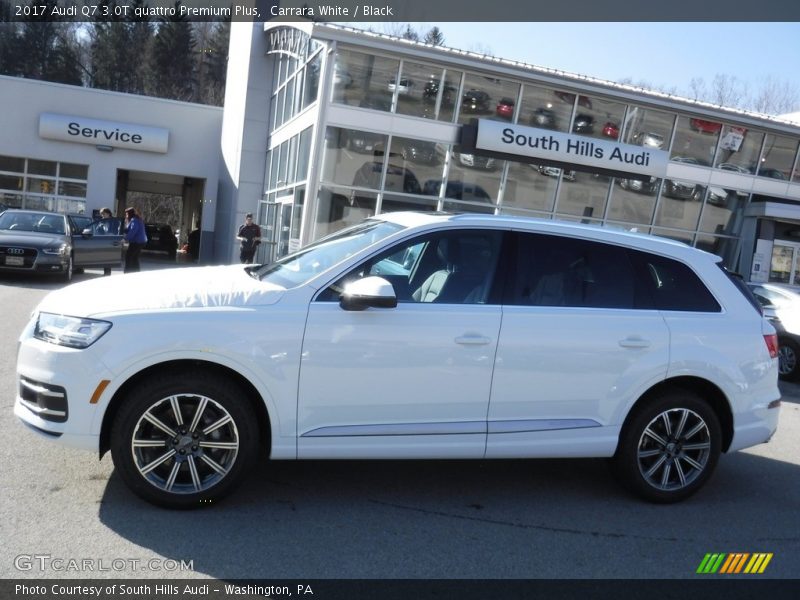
[630,251,721,312]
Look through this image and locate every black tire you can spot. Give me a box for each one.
[778,338,800,381]
[110,370,259,509]
[103,267,112,276]
[61,255,73,283]
[612,389,721,503]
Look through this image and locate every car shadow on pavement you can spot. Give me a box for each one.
[96,449,800,579]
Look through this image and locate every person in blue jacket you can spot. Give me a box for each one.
[123,207,148,273]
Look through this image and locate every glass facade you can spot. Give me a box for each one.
[302,42,799,269]
[0,155,88,213]
[257,31,800,273]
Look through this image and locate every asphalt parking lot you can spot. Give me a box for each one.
[0,262,799,582]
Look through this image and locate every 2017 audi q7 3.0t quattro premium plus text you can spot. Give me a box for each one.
[15,213,781,507]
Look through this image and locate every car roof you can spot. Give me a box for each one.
[374,211,720,262]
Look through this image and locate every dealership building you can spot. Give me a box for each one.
[2,21,800,282]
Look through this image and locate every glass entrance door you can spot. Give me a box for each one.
[769,242,800,284]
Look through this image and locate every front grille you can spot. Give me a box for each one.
[0,246,37,269]
[19,377,68,422]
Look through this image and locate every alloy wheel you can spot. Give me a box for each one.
[778,344,797,377]
[130,394,240,494]
[636,408,711,491]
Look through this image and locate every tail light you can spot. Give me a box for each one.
[764,333,779,359]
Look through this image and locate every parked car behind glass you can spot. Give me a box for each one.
[495,97,515,120]
[530,108,556,129]
[15,212,780,508]
[572,113,595,134]
[663,157,706,201]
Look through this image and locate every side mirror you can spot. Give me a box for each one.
[340,276,397,311]
[81,228,93,237]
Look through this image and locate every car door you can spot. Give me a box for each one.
[72,218,124,268]
[297,228,505,459]
[486,232,670,458]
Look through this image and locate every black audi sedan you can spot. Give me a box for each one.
[0,209,123,281]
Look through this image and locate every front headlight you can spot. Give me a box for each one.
[42,244,68,256]
[33,312,112,349]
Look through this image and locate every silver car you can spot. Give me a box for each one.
[0,209,124,281]
[747,282,800,380]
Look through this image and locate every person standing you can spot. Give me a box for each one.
[236,213,262,264]
[123,207,147,273]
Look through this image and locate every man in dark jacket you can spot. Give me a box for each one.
[236,213,262,264]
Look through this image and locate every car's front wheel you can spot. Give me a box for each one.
[110,371,259,508]
[778,338,800,381]
[612,390,721,503]
[61,255,73,283]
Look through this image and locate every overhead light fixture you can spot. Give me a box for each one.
[96,145,114,152]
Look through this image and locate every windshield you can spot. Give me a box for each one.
[254,219,405,288]
[0,212,66,235]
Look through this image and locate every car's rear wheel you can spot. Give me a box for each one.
[110,371,259,508]
[103,267,112,276]
[612,390,721,503]
[778,338,800,381]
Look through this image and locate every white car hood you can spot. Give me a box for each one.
[37,265,286,317]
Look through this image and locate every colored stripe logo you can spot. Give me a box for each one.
[697,553,773,574]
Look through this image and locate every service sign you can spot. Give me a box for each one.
[39,113,169,153]
[475,119,670,178]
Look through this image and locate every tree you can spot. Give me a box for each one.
[196,19,229,106]
[617,77,677,96]
[749,75,800,115]
[146,1,195,101]
[14,2,84,85]
[423,26,445,46]
[401,24,419,42]
[0,22,21,76]
[127,0,155,95]
[91,1,138,92]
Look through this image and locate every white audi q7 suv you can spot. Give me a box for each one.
[15,212,781,507]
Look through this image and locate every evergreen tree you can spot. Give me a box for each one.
[401,24,419,42]
[127,0,155,95]
[90,1,153,94]
[147,1,196,101]
[0,22,21,76]
[15,2,83,85]
[200,18,229,105]
[91,1,132,91]
[424,27,445,46]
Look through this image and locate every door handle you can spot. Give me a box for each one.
[619,337,651,349]
[455,335,492,346]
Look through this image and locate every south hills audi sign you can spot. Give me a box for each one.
[463,119,670,178]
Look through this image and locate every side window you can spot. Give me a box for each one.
[93,218,122,236]
[630,251,721,312]
[509,233,635,309]
[318,229,503,305]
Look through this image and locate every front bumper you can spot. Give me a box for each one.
[15,336,114,452]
